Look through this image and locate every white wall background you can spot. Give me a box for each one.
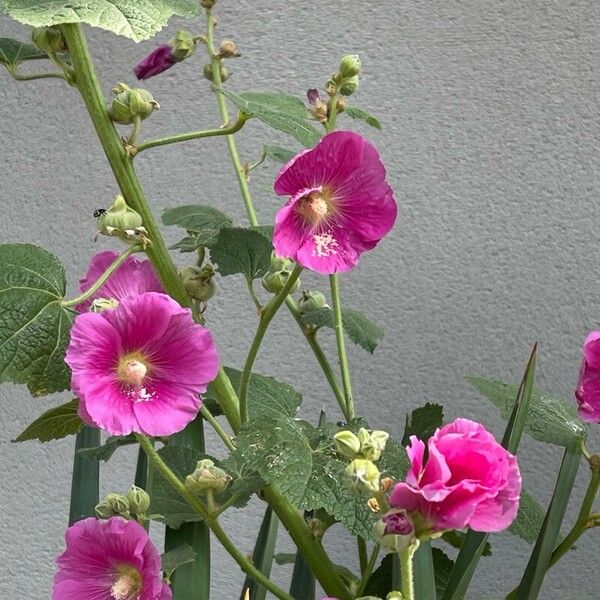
[1,1,600,598]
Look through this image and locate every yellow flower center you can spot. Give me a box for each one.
[111,565,142,600]
[297,188,335,225]
[117,353,149,388]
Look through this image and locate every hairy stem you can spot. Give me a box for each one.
[8,68,66,81]
[200,405,236,452]
[399,543,418,600]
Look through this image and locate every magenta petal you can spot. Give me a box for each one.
[134,45,179,80]
[294,227,361,274]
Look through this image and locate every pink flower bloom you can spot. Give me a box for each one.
[77,250,163,313]
[134,45,179,80]
[575,331,600,422]
[390,418,521,534]
[66,292,219,437]
[53,517,171,600]
[273,131,397,274]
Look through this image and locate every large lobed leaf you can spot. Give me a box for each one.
[0,244,74,395]
[1,0,201,42]
[0,37,48,66]
[162,204,233,249]
[210,227,273,279]
[13,398,84,442]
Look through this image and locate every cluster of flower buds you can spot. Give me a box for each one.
[95,486,151,523]
[203,38,240,83]
[327,54,362,98]
[108,83,159,125]
[134,30,198,81]
[297,289,329,316]
[262,254,301,294]
[180,264,217,303]
[31,26,67,54]
[185,459,232,497]
[95,195,150,248]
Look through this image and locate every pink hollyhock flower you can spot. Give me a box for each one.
[575,331,600,422]
[77,250,163,313]
[53,517,171,600]
[273,130,397,274]
[66,292,219,437]
[390,418,521,534]
[134,45,179,80]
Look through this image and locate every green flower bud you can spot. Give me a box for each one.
[270,254,295,272]
[297,290,329,315]
[90,298,119,312]
[345,458,380,494]
[98,195,143,232]
[358,428,389,461]
[127,485,151,516]
[185,459,232,496]
[262,269,301,294]
[374,508,417,554]
[203,63,231,83]
[339,54,361,78]
[339,75,359,96]
[334,430,361,459]
[31,26,67,54]
[180,264,217,302]
[109,83,159,125]
[386,592,404,600]
[170,30,197,60]
[95,493,130,519]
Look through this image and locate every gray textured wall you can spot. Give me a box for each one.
[1,1,600,598]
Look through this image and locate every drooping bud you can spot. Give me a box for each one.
[180,264,217,302]
[96,195,150,247]
[307,89,328,123]
[185,459,232,496]
[344,458,380,494]
[171,30,197,60]
[375,508,416,553]
[31,26,67,54]
[298,290,330,315]
[109,83,159,125]
[217,39,241,58]
[358,428,389,461]
[334,430,361,459]
[127,485,151,516]
[203,63,231,83]
[95,493,130,519]
[339,75,359,96]
[339,54,362,78]
[133,31,197,81]
[262,254,301,294]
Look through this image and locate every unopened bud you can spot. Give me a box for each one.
[201,0,217,7]
[90,298,119,312]
[98,195,143,232]
[375,509,416,553]
[380,477,393,493]
[358,428,389,461]
[326,78,337,97]
[203,62,231,83]
[262,255,300,294]
[31,26,67,54]
[334,430,361,459]
[307,89,328,123]
[387,592,404,600]
[339,75,359,96]
[298,290,330,316]
[336,96,346,113]
[339,54,362,78]
[171,30,197,60]
[127,485,151,516]
[185,459,232,496]
[367,497,381,513]
[217,39,241,58]
[109,83,159,125]
[180,264,217,302]
[95,493,130,519]
[345,458,380,494]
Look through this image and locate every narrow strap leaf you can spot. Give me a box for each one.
[239,506,280,600]
[413,541,436,600]
[134,445,149,489]
[289,528,316,600]
[69,425,100,525]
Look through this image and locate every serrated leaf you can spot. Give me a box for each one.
[402,402,444,445]
[250,225,275,241]
[219,89,322,148]
[210,227,273,279]
[0,243,74,396]
[508,489,545,544]
[467,377,587,447]
[0,37,47,66]
[161,544,196,574]
[345,106,382,130]
[13,398,83,442]
[442,531,491,556]
[301,307,384,354]
[1,0,201,42]
[77,434,137,462]
[262,145,296,163]
[162,205,233,247]
[377,437,410,480]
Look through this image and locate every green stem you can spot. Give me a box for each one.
[357,536,368,574]
[135,113,248,153]
[325,94,340,132]
[329,274,354,420]
[62,244,139,307]
[399,543,418,600]
[200,405,236,452]
[8,68,66,81]
[246,276,262,311]
[205,8,258,226]
[128,114,141,147]
[136,435,295,600]
[238,265,303,421]
[355,543,380,597]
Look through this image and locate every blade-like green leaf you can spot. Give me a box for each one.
[508,490,545,544]
[161,544,196,574]
[0,37,47,66]
[344,106,382,130]
[363,554,393,598]
[13,398,84,442]
[263,145,297,163]
[1,1,201,42]
[162,205,233,247]
[78,434,137,462]
[69,426,100,525]
[441,531,491,556]
[402,403,444,446]
[289,544,316,600]
[432,548,455,600]
[240,506,279,600]
[413,541,437,600]
[210,227,273,279]
[0,244,74,396]
[219,89,322,148]
[301,307,384,354]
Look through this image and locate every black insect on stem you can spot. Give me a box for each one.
[93,208,106,218]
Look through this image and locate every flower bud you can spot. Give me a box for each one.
[307,89,328,123]
[90,298,119,312]
[375,508,416,553]
[386,592,404,600]
[359,428,389,461]
[171,30,197,60]
[109,83,159,125]
[345,458,380,494]
[217,39,241,58]
[203,63,231,83]
[262,254,300,294]
[339,54,361,78]
[95,493,130,519]
[127,485,151,516]
[334,430,361,459]
[326,78,337,97]
[31,26,67,54]
[185,459,232,496]
[98,195,143,232]
[180,264,217,302]
[201,0,217,7]
[298,290,330,315]
[339,75,359,96]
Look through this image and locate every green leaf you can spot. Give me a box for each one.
[432,548,455,600]
[508,490,546,544]
[219,89,322,148]
[69,426,100,525]
[161,544,196,574]
[1,0,201,42]
[250,225,275,241]
[289,545,316,600]
[344,106,382,130]
[301,307,384,354]
[170,236,202,253]
[78,434,137,462]
[467,376,587,447]
[12,398,84,442]
[161,205,233,247]
[0,243,74,396]
[210,227,273,279]
[402,403,444,445]
[363,554,393,598]
[413,541,437,600]
[441,531,491,556]
[262,145,296,163]
[377,437,410,480]
[0,37,47,66]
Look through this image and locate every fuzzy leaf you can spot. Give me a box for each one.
[301,307,384,354]
[403,402,444,445]
[161,544,196,574]
[219,89,322,148]
[13,398,84,442]
[1,0,201,42]
[210,227,273,279]
[0,244,74,396]
[0,37,47,66]
[467,377,587,447]
[77,434,137,462]
[508,489,546,544]
[345,106,382,130]
[162,205,233,247]
[262,145,296,163]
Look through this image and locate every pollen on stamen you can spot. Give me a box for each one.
[110,573,139,600]
[313,232,339,257]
